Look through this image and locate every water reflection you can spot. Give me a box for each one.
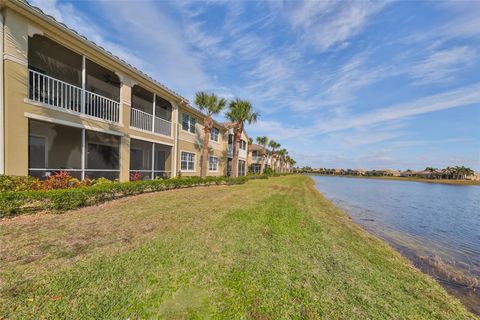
[311,175,480,314]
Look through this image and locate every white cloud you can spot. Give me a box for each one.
[313,82,480,133]
[411,46,476,85]
[290,0,389,52]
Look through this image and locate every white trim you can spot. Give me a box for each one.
[81,55,86,114]
[24,98,124,127]
[128,125,173,139]
[24,112,124,136]
[29,168,82,171]
[210,127,220,142]
[129,134,174,146]
[208,155,219,172]
[179,150,196,172]
[3,53,27,66]
[121,99,131,106]
[181,112,197,135]
[181,128,197,136]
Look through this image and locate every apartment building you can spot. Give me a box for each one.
[224,123,249,177]
[0,0,247,181]
[248,143,269,174]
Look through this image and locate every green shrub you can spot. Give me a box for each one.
[263,167,274,175]
[0,175,42,192]
[0,174,278,218]
[92,177,113,185]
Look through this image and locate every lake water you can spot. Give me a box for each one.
[311,175,480,314]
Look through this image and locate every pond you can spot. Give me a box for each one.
[311,175,480,315]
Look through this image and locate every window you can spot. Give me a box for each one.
[238,160,246,176]
[29,136,47,169]
[130,139,172,180]
[250,163,261,174]
[181,151,195,171]
[211,127,219,142]
[85,131,120,180]
[240,139,247,150]
[228,134,234,144]
[209,156,219,172]
[28,120,82,179]
[182,113,196,133]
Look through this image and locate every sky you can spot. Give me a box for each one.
[30,0,480,171]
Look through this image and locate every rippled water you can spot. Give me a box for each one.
[311,175,480,314]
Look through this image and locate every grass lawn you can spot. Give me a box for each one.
[0,175,476,319]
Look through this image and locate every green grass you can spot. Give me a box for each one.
[0,175,476,319]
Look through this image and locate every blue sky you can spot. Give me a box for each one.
[31,0,480,171]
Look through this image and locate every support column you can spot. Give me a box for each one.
[81,56,86,113]
[171,101,179,177]
[81,129,85,180]
[118,79,133,182]
[119,135,130,182]
[152,93,156,133]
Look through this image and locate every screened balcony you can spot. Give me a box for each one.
[129,138,172,180]
[28,35,121,123]
[28,119,121,180]
[130,85,172,137]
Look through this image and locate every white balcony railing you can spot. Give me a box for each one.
[239,148,247,159]
[85,91,120,123]
[28,69,120,123]
[227,144,247,158]
[130,107,172,137]
[130,108,153,132]
[154,116,172,136]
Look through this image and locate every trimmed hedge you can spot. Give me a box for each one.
[0,175,269,218]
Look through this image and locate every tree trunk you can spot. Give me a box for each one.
[260,149,266,174]
[231,124,242,178]
[200,116,212,178]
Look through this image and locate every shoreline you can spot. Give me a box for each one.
[306,173,480,185]
[310,175,479,316]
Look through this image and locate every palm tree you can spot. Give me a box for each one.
[425,167,438,179]
[278,149,288,173]
[256,136,268,175]
[226,98,258,177]
[268,140,280,173]
[195,92,226,178]
[277,149,286,173]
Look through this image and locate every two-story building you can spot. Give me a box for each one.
[0,0,246,181]
[248,143,269,174]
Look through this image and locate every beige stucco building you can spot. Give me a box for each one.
[0,0,248,181]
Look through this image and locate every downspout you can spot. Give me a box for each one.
[0,11,4,175]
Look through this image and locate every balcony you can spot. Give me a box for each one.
[28,69,120,123]
[129,85,173,137]
[27,34,121,124]
[227,144,247,158]
[252,156,262,163]
[130,108,172,136]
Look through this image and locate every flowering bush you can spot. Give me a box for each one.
[130,171,142,181]
[0,175,42,192]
